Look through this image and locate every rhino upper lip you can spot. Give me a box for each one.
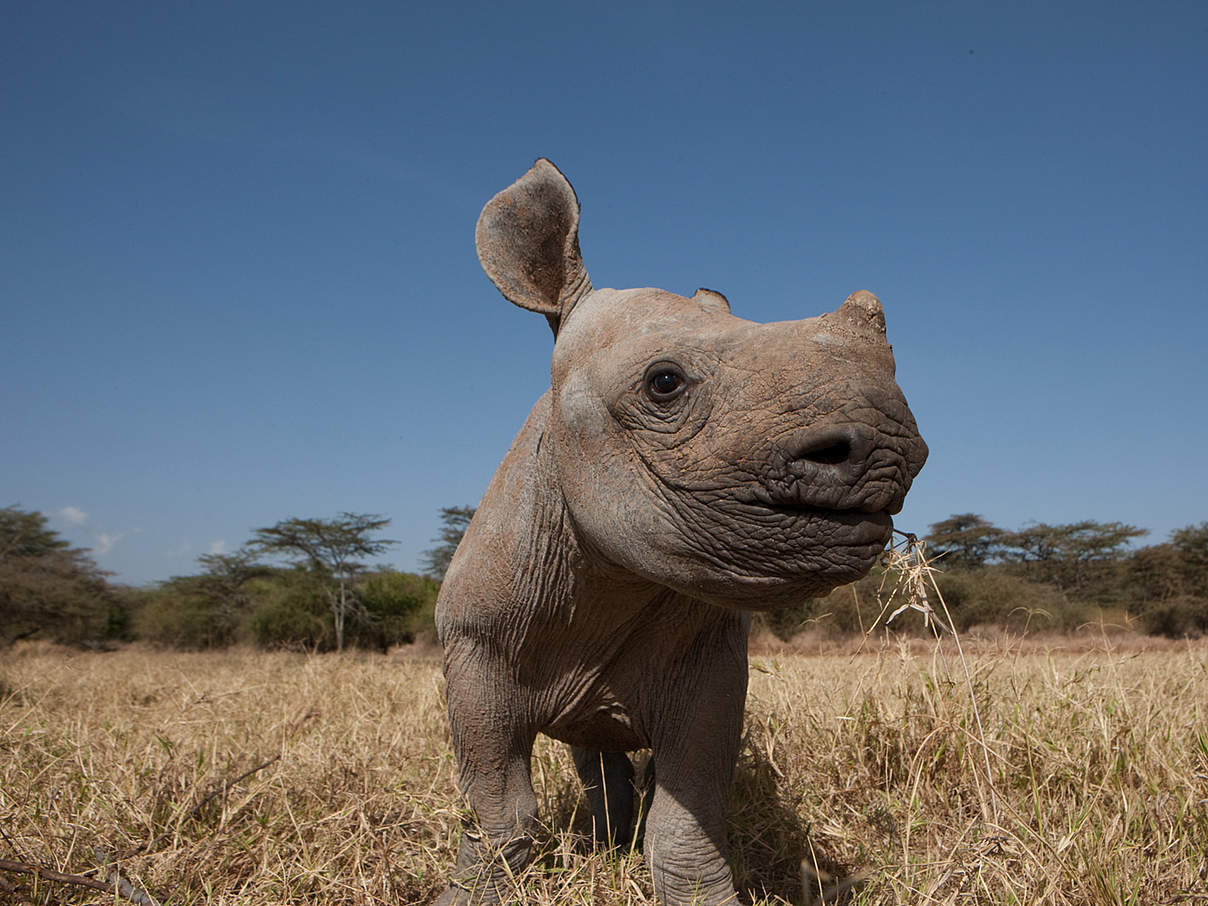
[765,503,893,528]
[741,492,894,529]
[745,485,892,519]
[766,501,855,517]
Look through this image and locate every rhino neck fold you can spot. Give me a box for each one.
[437,389,745,679]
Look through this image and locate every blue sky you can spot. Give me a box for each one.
[2,1,1205,584]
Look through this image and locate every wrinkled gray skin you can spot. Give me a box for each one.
[434,159,927,905]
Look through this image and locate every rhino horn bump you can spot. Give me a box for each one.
[835,290,887,338]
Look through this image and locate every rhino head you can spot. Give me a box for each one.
[475,158,928,609]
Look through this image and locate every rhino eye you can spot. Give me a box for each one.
[644,363,687,402]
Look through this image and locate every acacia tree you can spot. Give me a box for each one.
[1127,523,1208,636]
[421,506,476,580]
[194,548,270,618]
[137,547,272,648]
[925,513,1007,570]
[1,506,70,560]
[1003,520,1147,595]
[1,505,119,646]
[252,513,396,650]
[1170,522,1208,576]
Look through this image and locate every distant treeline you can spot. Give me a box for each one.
[760,514,1208,641]
[2,506,1205,650]
[0,505,447,651]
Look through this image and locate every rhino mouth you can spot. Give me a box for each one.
[727,490,895,553]
[765,501,892,529]
[766,503,893,543]
[745,485,898,522]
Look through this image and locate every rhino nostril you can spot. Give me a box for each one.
[800,440,851,465]
[788,428,863,468]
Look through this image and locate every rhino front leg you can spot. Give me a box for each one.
[571,746,636,848]
[643,638,747,905]
[437,697,539,904]
[643,741,740,905]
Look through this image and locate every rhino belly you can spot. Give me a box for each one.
[543,700,646,752]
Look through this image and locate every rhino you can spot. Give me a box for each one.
[433,159,927,905]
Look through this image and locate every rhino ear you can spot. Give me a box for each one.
[476,159,593,334]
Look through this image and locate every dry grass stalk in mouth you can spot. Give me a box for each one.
[869,530,1000,828]
[1,638,1206,904]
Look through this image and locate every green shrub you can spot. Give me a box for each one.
[132,584,240,649]
[1138,595,1208,638]
[242,569,330,649]
[349,570,439,649]
[932,567,1090,632]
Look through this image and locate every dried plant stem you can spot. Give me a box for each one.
[0,708,318,904]
[879,530,1001,825]
[921,544,1001,825]
[114,708,315,862]
[111,753,282,862]
[0,857,159,905]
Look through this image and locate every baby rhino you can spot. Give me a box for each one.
[435,159,927,905]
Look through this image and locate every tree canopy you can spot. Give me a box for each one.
[925,513,1007,570]
[1,505,124,646]
[421,506,476,580]
[251,513,396,650]
[1,506,70,560]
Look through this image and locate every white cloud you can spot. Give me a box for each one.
[207,539,228,555]
[59,506,88,526]
[94,532,120,555]
[94,530,136,556]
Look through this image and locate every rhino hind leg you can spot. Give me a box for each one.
[636,754,656,847]
[570,747,636,848]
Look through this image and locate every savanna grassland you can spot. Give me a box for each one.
[1,640,1206,905]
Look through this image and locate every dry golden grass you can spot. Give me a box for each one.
[2,638,1206,905]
